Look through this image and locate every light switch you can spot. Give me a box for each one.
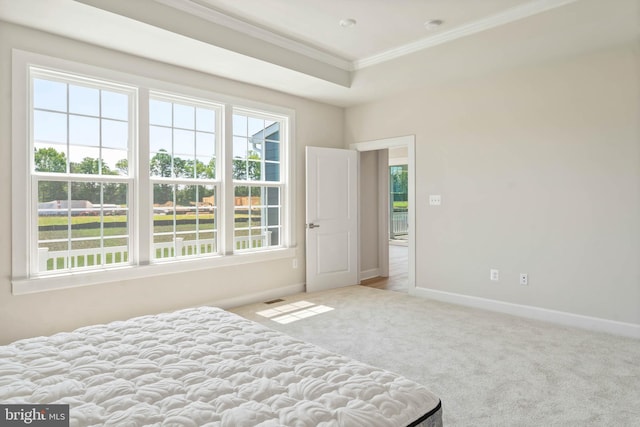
[429,195,441,206]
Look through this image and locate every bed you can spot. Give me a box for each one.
[0,306,442,426]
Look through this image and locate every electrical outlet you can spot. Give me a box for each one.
[490,269,499,281]
[520,273,528,286]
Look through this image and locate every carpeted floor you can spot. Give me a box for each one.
[230,285,640,426]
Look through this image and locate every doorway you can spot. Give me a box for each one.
[350,135,415,293]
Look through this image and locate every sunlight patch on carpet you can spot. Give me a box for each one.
[257,300,334,324]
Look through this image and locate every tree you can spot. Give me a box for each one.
[34,147,66,173]
[233,151,261,197]
[115,159,128,175]
[150,150,172,178]
[34,148,67,202]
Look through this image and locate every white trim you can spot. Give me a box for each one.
[350,135,415,290]
[353,0,579,70]
[389,157,408,167]
[155,0,353,71]
[13,248,296,295]
[412,287,640,339]
[11,49,30,280]
[377,149,389,278]
[159,0,577,72]
[360,268,381,281]
[207,282,305,310]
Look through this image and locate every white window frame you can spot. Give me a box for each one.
[28,67,138,276]
[231,107,287,253]
[11,49,296,295]
[147,91,224,262]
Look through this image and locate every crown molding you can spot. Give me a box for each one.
[156,0,579,73]
[155,0,354,71]
[353,0,580,70]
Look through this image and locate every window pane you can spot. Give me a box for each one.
[101,91,128,120]
[150,126,172,153]
[70,181,101,206]
[234,185,279,251]
[153,184,217,260]
[248,159,262,181]
[265,162,279,182]
[174,129,195,158]
[267,207,279,226]
[102,119,128,150]
[150,99,172,126]
[153,183,174,260]
[34,146,67,173]
[265,140,279,161]
[233,114,247,137]
[69,85,99,116]
[267,227,280,246]
[153,183,174,208]
[196,132,215,158]
[249,142,262,160]
[150,151,173,178]
[233,136,248,159]
[103,237,129,265]
[150,98,219,183]
[194,156,213,179]
[266,187,279,205]
[103,182,128,216]
[70,239,101,268]
[69,147,101,174]
[265,121,280,141]
[37,181,130,273]
[34,111,67,144]
[174,104,194,129]
[37,181,70,272]
[69,115,99,146]
[233,159,247,180]
[196,107,215,132]
[33,79,67,112]
[248,117,264,136]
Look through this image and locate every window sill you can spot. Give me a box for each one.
[11,247,297,295]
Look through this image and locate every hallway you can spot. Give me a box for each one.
[361,243,408,292]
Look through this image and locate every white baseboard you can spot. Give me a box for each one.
[412,287,640,339]
[360,268,381,281]
[207,283,305,310]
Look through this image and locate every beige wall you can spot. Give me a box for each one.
[0,22,344,344]
[345,44,640,325]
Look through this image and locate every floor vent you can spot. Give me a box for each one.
[264,298,285,305]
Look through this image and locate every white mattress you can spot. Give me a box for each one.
[0,306,442,426]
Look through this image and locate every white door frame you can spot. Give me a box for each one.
[350,135,416,291]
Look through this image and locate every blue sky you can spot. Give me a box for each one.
[33,78,278,175]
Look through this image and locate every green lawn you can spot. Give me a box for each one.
[38,212,263,251]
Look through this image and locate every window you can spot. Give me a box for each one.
[12,51,294,293]
[149,94,220,261]
[31,70,135,275]
[232,110,283,250]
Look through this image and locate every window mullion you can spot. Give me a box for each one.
[138,88,150,265]
[222,104,234,255]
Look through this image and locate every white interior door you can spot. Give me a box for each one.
[306,147,358,292]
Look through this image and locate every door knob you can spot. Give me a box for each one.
[307,223,320,229]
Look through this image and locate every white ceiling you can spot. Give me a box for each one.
[187,0,537,62]
[0,0,638,107]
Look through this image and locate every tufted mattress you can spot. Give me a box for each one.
[0,306,442,426]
